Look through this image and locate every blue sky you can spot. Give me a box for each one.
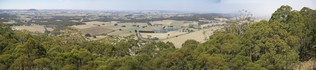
[0,0,315,16]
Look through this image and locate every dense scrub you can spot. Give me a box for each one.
[0,5,316,70]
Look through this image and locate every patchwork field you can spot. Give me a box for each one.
[162,26,223,48]
[70,21,221,42]
[140,30,187,39]
[71,21,150,37]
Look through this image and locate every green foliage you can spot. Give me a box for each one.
[33,58,51,70]
[182,39,199,49]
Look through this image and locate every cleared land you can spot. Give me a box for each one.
[71,20,217,42]
[12,25,53,33]
[71,21,113,29]
[140,31,187,39]
[71,21,150,37]
[162,26,223,48]
[80,27,113,35]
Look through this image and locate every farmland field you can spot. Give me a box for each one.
[163,26,223,48]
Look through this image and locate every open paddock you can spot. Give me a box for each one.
[12,25,53,33]
[162,26,223,48]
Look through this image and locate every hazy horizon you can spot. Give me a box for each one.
[1,0,315,17]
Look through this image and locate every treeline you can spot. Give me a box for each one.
[86,13,229,23]
[0,5,316,70]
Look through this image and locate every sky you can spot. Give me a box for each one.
[0,0,315,16]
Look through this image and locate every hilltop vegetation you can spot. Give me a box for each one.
[0,5,316,70]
